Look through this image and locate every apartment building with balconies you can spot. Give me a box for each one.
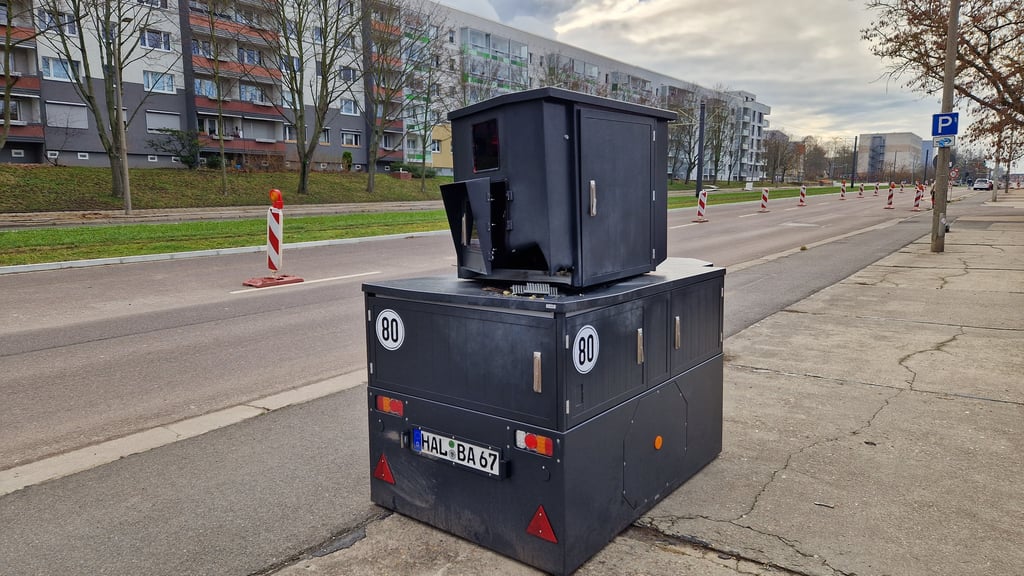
[2,0,770,180]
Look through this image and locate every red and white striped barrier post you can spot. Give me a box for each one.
[759,188,770,212]
[857,183,864,198]
[911,183,923,212]
[798,185,807,206]
[840,180,847,200]
[873,182,880,196]
[693,188,709,223]
[267,191,284,272]
[900,182,905,193]
[243,189,305,288]
[884,182,895,209]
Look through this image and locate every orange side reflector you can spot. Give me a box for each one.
[373,453,395,484]
[526,505,558,543]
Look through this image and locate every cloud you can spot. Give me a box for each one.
[437,0,943,139]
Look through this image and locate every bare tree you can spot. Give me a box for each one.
[404,16,459,192]
[189,0,236,194]
[253,0,363,195]
[703,94,735,183]
[33,0,180,205]
[802,137,829,181]
[862,0,1023,135]
[360,0,449,193]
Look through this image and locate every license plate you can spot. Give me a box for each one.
[412,428,501,476]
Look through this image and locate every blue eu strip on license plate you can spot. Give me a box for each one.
[412,428,501,476]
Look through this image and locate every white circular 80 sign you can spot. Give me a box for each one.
[573,325,600,374]
[375,309,405,351]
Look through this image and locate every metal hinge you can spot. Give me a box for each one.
[565,400,570,414]
[652,131,656,142]
[367,310,371,322]
[651,189,655,201]
[652,248,656,260]
[369,362,374,375]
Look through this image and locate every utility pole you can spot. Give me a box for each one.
[931,0,960,252]
[695,99,706,197]
[851,135,858,186]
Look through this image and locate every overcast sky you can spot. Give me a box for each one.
[437,0,945,142]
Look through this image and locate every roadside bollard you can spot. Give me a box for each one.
[900,182,905,193]
[912,184,923,212]
[798,185,807,206]
[242,189,305,288]
[873,182,880,196]
[759,188,770,213]
[884,183,895,209]
[858,183,864,198]
[841,180,847,200]
[693,189,709,223]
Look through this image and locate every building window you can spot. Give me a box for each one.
[237,47,262,65]
[340,34,355,49]
[0,100,20,122]
[77,152,89,160]
[430,140,441,153]
[448,29,454,43]
[41,57,79,81]
[192,39,212,57]
[285,19,297,38]
[284,125,296,141]
[45,101,88,129]
[339,0,354,16]
[239,83,266,103]
[340,67,357,82]
[146,111,180,133]
[194,78,219,98]
[340,98,358,115]
[341,132,360,147]
[141,29,172,51]
[319,128,330,144]
[280,56,300,73]
[143,71,175,93]
[198,115,222,135]
[148,155,159,162]
[138,0,169,7]
[37,9,77,35]
[381,134,396,149]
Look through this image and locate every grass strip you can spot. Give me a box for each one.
[1,187,846,267]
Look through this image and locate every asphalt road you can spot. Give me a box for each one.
[0,190,973,575]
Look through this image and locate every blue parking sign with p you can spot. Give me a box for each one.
[932,113,959,136]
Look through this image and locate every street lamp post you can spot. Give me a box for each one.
[114,18,132,214]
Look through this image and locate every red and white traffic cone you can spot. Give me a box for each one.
[911,184,923,212]
[840,181,847,200]
[798,185,807,206]
[693,189,709,223]
[873,182,880,196]
[243,189,305,288]
[857,183,864,198]
[884,182,895,209]
[759,188,770,212]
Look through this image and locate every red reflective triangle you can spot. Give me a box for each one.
[526,505,558,543]
[373,453,395,484]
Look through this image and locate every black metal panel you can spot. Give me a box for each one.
[368,357,723,576]
[366,298,560,428]
[443,88,674,288]
[578,107,656,285]
[564,302,646,428]
[670,278,725,373]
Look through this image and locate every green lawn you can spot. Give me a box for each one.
[0,164,843,266]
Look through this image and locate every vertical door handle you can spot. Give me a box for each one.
[636,328,644,364]
[533,352,542,393]
[589,180,597,216]
[674,316,681,350]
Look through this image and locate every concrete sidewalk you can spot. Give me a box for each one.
[271,190,1024,576]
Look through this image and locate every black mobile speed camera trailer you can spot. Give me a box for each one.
[363,88,724,575]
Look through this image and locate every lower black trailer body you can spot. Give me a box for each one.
[363,259,724,575]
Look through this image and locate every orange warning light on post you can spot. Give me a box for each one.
[269,188,283,209]
[654,435,664,450]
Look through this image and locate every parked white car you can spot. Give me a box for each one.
[972,178,993,190]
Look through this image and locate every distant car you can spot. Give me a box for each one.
[972,178,993,190]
